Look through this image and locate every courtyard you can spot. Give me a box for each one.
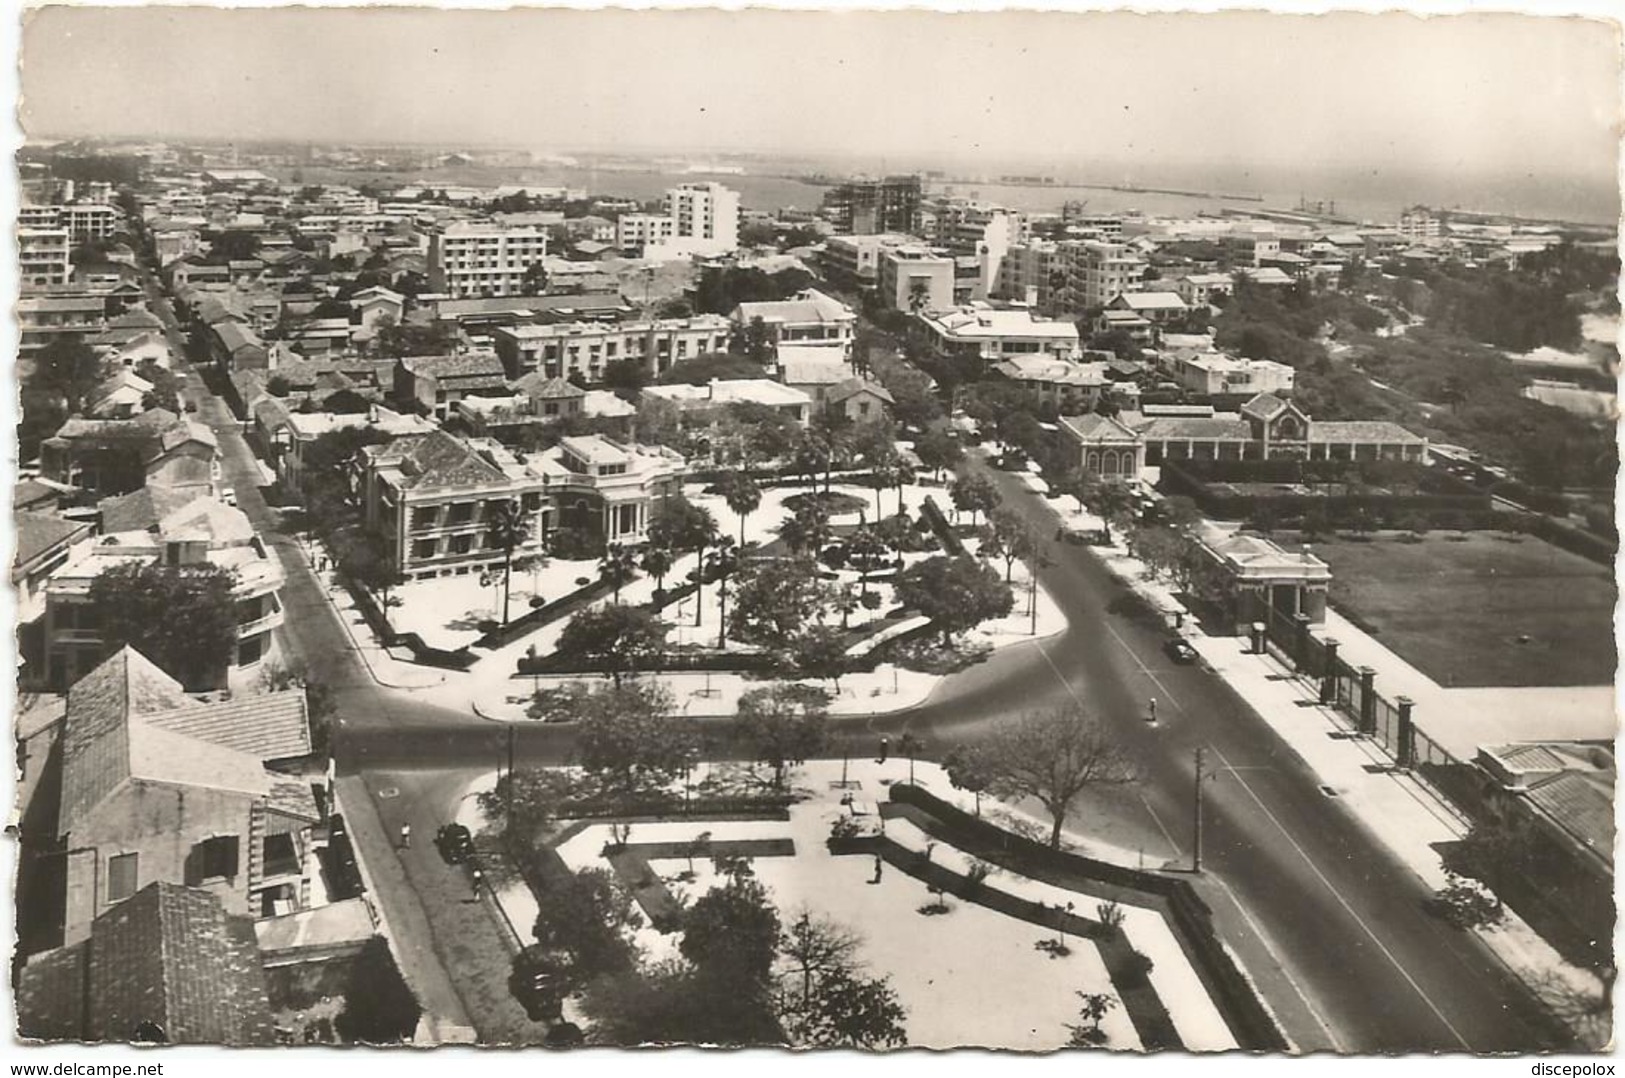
[1311,531,1616,688]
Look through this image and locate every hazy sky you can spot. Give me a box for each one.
[18,6,1623,186]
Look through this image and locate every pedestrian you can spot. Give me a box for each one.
[399,823,411,849]
[870,854,883,885]
[1147,698,1158,725]
[877,736,890,764]
[471,867,484,899]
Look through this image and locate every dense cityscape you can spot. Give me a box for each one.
[7,6,1619,1059]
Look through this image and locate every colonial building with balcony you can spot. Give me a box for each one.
[359,429,684,579]
[41,494,286,689]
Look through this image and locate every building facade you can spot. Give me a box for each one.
[490,315,731,382]
[427,221,549,298]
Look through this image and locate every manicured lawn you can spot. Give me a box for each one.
[1313,532,1616,687]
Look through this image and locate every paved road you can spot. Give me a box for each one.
[146,265,1560,1050]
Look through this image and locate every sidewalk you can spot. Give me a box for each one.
[1074,515,1609,1041]
[332,776,476,1045]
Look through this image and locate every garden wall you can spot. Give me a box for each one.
[888,784,1288,1052]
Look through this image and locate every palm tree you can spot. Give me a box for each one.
[707,537,741,648]
[599,543,638,602]
[641,544,675,607]
[718,469,762,550]
[486,499,533,627]
[778,502,832,557]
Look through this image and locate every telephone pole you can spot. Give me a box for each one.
[1193,746,1205,873]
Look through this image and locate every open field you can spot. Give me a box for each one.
[1313,532,1616,688]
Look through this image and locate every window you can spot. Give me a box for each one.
[413,538,437,560]
[450,534,474,555]
[193,835,240,881]
[446,503,474,526]
[108,852,138,903]
[237,634,266,667]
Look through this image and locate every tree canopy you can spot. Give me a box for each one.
[735,683,830,788]
[981,705,1137,848]
[895,555,1013,645]
[87,562,240,690]
[555,604,670,685]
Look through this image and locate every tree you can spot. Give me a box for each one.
[574,681,697,796]
[522,261,550,296]
[681,873,782,984]
[555,603,669,685]
[35,335,106,414]
[649,495,717,556]
[640,543,675,600]
[777,499,833,556]
[895,556,1014,646]
[335,937,421,1044]
[209,229,261,262]
[486,499,533,627]
[1065,991,1118,1046]
[845,525,890,601]
[583,959,781,1047]
[949,472,1001,527]
[601,357,651,398]
[534,867,643,983]
[1089,479,1139,543]
[87,562,240,690]
[982,705,1137,849]
[915,425,964,481]
[730,558,834,651]
[943,743,996,816]
[983,505,1041,583]
[736,684,830,788]
[598,543,639,602]
[786,624,849,694]
[718,469,762,548]
[775,913,907,1049]
[372,319,456,359]
[477,767,585,852]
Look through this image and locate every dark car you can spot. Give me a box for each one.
[436,823,475,865]
[1164,638,1198,665]
[511,948,567,1023]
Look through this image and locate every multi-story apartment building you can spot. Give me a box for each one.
[42,494,286,688]
[1398,205,1442,243]
[427,220,549,298]
[1168,352,1297,398]
[665,182,740,255]
[19,228,71,287]
[617,212,675,255]
[490,315,731,382]
[62,202,121,243]
[1063,240,1149,309]
[876,246,956,313]
[820,233,914,290]
[822,175,922,235]
[616,184,741,258]
[17,294,108,354]
[995,239,1064,310]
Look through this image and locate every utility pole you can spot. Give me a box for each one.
[1193,746,1219,873]
[506,724,517,820]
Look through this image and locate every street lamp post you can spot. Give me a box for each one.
[1192,746,1219,873]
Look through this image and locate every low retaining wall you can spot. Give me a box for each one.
[888,784,1288,1052]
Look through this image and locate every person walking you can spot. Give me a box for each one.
[471,866,484,900]
[1147,697,1158,725]
[870,854,884,885]
[399,823,411,850]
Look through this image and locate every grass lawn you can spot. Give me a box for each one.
[1312,531,1616,688]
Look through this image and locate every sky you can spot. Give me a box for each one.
[17,6,1623,193]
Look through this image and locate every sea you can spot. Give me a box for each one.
[282,159,1619,229]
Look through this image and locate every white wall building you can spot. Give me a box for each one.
[427,220,549,298]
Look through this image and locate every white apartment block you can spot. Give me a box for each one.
[665,182,740,254]
[1063,240,1149,309]
[19,228,71,286]
[1398,205,1442,243]
[490,314,732,382]
[877,246,956,313]
[427,220,550,298]
[1169,352,1297,397]
[916,305,1082,365]
[617,212,675,254]
[63,203,121,242]
[821,233,914,289]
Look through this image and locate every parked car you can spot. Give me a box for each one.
[1164,638,1198,665]
[436,822,475,865]
[220,487,237,506]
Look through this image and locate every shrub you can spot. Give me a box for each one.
[1119,949,1155,986]
[1096,900,1125,933]
[1428,872,1505,929]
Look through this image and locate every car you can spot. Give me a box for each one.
[220,487,237,506]
[436,822,475,865]
[1164,638,1198,665]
